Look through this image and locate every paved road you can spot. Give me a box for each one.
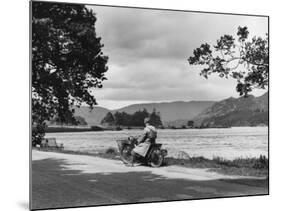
[31,151,268,210]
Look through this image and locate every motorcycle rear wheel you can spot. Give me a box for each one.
[120,145,134,164]
[149,149,164,168]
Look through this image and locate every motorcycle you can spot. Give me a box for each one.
[116,136,167,167]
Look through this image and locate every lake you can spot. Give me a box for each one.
[45,126,268,160]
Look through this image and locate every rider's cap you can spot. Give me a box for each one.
[144,117,150,124]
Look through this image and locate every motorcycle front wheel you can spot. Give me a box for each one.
[149,149,164,168]
[120,145,134,164]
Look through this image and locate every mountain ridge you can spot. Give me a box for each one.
[193,92,268,127]
[71,100,215,126]
[113,100,215,122]
[70,92,268,127]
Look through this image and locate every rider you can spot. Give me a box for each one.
[131,117,157,166]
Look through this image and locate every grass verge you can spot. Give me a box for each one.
[33,147,268,177]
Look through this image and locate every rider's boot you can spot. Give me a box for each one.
[131,151,136,167]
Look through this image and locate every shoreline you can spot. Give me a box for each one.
[44,125,268,133]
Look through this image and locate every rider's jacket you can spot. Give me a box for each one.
[142,125,157,144]
[134,124,157,157]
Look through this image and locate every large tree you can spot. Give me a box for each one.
[32,2,108,145]
[101,112,115,126]
[188,26,268,96]
[149,108,163,127]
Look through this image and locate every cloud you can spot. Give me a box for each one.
[94,59,238,102]
[87,5,268,108]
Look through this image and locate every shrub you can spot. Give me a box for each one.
[91,126,104,131]
[115,126,122,131]
[253,155,268,169]
[105,147,117,155]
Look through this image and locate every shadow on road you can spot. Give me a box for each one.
[31,158,268,210]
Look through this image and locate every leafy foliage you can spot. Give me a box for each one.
[32,2,108,143]
[188,26,268,96]
[101,112,115,126]
[149,108,163,127]
[187,120,194,127]
[101,109,163,127]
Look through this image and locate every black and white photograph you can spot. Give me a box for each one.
[30,1,269,210]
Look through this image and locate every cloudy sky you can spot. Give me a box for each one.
[87,5,268,110]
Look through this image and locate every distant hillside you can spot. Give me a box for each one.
[47,92,268,127]
[114,101,215,122]
[193,92,268,127]
[74,106,110,126]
